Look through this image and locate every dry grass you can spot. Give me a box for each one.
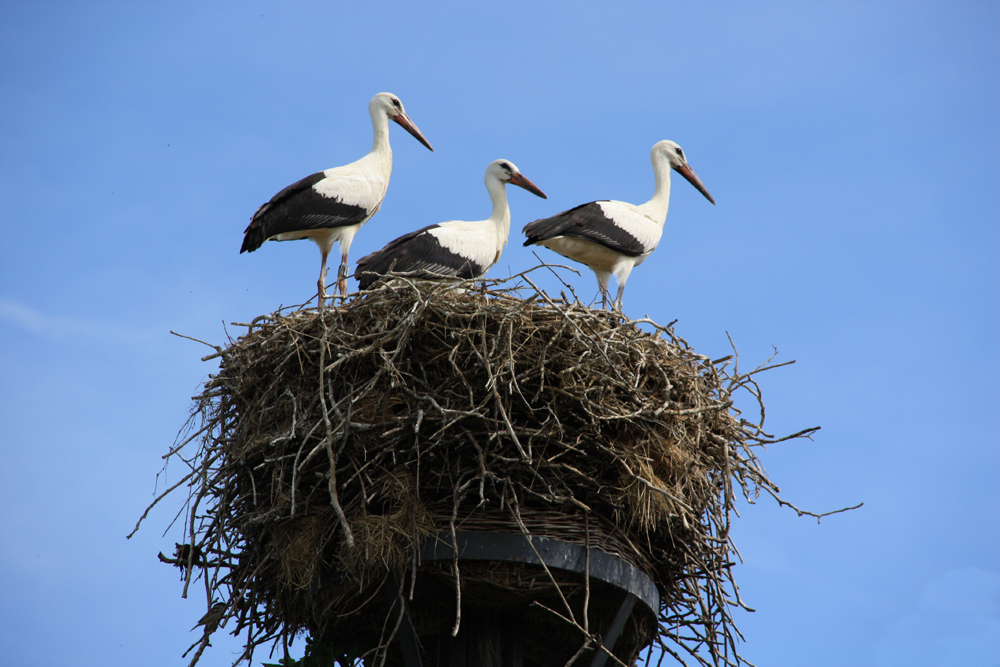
[136,269,829,667]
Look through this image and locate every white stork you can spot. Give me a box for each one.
[355,159,546,290]
[240,92,433,306]
[522,140,715,310]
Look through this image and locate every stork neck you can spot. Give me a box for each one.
[370,109,393,157]
[486,177,512,244]
[643,154,673,225]
[357,109,393,183]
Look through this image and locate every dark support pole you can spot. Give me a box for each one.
[441,605,524,667]
[589,592,637,667]
[388,576,424,667]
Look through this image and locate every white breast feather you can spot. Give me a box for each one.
[313,158,389,209]
[427,222,499,269]
[540,237,645,275]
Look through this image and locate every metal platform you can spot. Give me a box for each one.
[390,531,660,667]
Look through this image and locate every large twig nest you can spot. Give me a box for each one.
[142,272,818,667]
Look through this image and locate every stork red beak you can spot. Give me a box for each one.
[392,112,434,152]
[675,163,715,205]
[509,172,547,199]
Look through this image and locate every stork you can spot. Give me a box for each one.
[355,160,546,290]
[240,92,433,306]
[522,140,714,310]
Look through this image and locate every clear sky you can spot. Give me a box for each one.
[1,2,997,666]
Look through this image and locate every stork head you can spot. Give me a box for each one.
[652,140,715,205]
[370,92,434,151]
[486,159,547,199]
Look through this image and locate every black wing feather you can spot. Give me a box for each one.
[241,172,370,253]
[522,201,647,258]
[355,225,484,290]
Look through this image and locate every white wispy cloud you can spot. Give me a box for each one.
[0,298,163,349]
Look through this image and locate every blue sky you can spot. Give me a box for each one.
[1,2,997,666]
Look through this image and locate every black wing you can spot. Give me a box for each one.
[522,201,646,258]
[241,172,371,253]
[355,224,484,290]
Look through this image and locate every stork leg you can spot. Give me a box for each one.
[595,271,613,310]
[613,282,627,313]
[337,251,350,297]
[317,247,331,310]
[611,264,632,313]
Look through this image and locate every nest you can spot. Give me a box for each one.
[140,272,819,667]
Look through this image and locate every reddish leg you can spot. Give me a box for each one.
[317,247,331,310]
[337,251,349,297]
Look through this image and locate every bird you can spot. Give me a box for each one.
[355,159,546,290]
[522,140,715,310]
[240,92,433,307]
[183,600,229,663]
[191,601,227,634]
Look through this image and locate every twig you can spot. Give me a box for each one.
[318,315,355,548]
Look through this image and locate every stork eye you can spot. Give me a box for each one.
[675,148,685,159]
[391,98,401,109]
